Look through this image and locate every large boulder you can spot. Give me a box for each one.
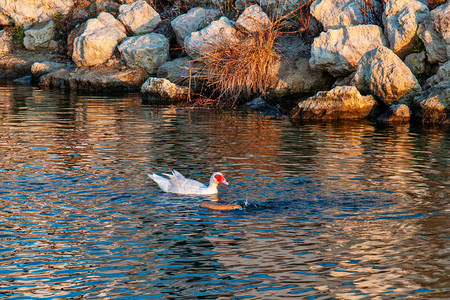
[310,0,365,30]
[418,2,449,64]
[413,82,450,124]
[171,7,222,47]
[23,20,56,50]
[310,25,388,76]
[72,12,127,67]
[117,0,161,35]
[118,33,169,75]
[269,57,333,98]
[352,46,421,106]
[290,86,377,121]
[383,0,429,58]
[0,30,13,56]
[236,4,271,33]
[184,16,240,59]
[141,77,192,101]
[0,0,73,27]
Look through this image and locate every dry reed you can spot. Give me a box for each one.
[192,23,281,107]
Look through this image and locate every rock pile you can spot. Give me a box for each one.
[0,0,448,124]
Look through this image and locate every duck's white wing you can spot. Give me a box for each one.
[148,173,172,192]
[168,170,207,194]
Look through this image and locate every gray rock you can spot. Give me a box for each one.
[31,61,71,79]
[141,77,192,101]
[377,104,411,123]
[185,16,240,59]
[0,29,13,56]
[171,7,222,47]
[352,46,421,106]
[23,20,56,50]
[383,0,429,58]
[310,25,388,76]
[413,81,450,124]
[418,2,449,63]
[72,12,127,67]
[310,0,365,30]
[403,52,426,76]
[118,33,169,75]
[118,0,161,35]
[236,4,271,33]
[425,60,450,89]
[290,86,377,121]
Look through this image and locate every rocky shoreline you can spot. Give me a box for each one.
[0,0,448,125]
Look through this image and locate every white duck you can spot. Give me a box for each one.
[148,170,229,195]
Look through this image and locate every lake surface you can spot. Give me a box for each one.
[0,84,449,299]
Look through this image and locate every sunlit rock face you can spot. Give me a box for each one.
[413,61,450,125]
[23,20,56,51]
[72,12,127,67]
[383,0,429,58]
[0,30,13,56]
[118,33,169,75]
[117,0,161,35]
[235,4,271,33]
[352,46,421,106]
[290,86,377,121]
[310,0,365,30]
[377,104,411,123]
[184,16,240,60]
[0,0,73,28]
[141,77,192,101]
[310,25,388,76]
[418,2,449,64]
[171,7,222,47]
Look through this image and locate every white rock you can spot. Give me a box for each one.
[260,0,301,16]
[383,0,429,57]
[118,0,161,35]
[413,81,449,124]
[310,25,388,76]
[352,46,421,106]
[171,7,222,47]
[0,0,73,28]
[0,30,13,56]
[23,20,56,50]
[418,2,449,63]
[404,51,426,76]
[310,0,365,30]
[236,4,271,33]
[72,12,127,67]
[141,77,192,101]
[118,33,169,74]
[185,16,240,59]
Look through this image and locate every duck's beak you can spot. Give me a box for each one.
[222,178,229,185]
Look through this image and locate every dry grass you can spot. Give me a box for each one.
[191,24,281,107]
[427,0,447,10]
[357,0,385,27]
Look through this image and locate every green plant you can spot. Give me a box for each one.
[14,25,25,45]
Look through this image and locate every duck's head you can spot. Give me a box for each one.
[212,172,229,185]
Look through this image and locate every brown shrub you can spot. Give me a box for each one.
[192,24,281,107]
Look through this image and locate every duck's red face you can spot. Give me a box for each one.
[214,173,229,185]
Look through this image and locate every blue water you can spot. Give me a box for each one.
[0,84,449,299]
